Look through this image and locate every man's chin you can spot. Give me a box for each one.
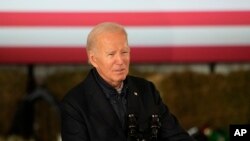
[114,76,126,82]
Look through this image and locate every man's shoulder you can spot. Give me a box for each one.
[62,81,86,102]
[127,75,153,87]
[126,75,157,94]
[127,75,150,83]
[61,71,95,104]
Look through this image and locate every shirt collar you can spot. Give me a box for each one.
[91,68,128,99]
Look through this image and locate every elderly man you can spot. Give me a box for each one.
[60,22,194,141]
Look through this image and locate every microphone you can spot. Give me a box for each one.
[128,114,138,139]
[150,114,161,140]
[127,113,161,141]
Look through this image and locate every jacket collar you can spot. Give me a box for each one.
[91,68,128,99]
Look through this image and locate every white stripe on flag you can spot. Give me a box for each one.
[1,0,250,12]
[1,26,250,47]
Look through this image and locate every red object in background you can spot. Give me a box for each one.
[1,46,250,64]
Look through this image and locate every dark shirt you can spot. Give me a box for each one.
[92,68,128,130]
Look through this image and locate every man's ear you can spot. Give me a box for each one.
[88,51,98,68]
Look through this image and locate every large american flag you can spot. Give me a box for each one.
[1,0,250,64]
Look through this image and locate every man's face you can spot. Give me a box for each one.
[90,32,130,88]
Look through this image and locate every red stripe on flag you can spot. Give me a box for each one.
[1,46,250,64]
[1,11,250,26]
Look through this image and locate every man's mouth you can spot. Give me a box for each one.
[114,68,125,73]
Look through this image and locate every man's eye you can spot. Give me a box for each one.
[108,53,114,56]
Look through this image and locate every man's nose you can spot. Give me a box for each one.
[116,54,123,64]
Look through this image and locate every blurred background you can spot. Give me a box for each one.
[1,0,250,141]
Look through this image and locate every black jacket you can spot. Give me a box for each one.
[60,69,194,141]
